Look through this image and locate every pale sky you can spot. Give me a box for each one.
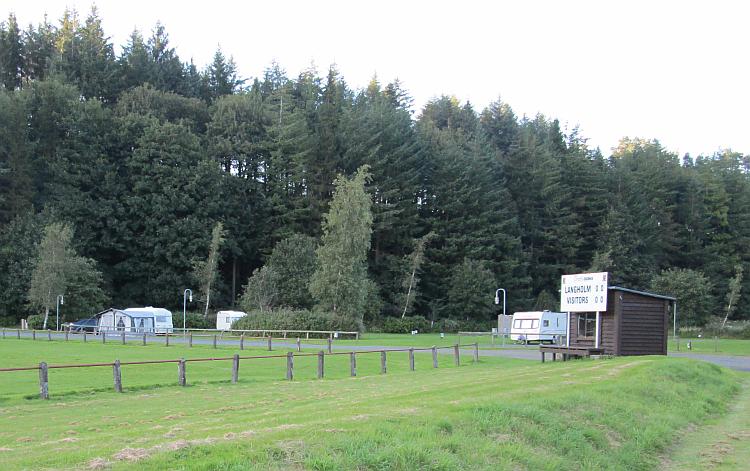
[4,0,748,157]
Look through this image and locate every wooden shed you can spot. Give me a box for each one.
[567,286,675,356]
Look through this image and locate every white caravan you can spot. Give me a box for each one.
[216,310,247,330]
[510,311,567,343]
[96,307,173,334]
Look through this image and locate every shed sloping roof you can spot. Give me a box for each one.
[608,286,676,302]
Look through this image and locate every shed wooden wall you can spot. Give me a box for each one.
[617,291,668,356]
[569,293,617,354]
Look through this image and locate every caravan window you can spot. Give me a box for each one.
[543,320,549,327]
[155,316,167,323]
[513,319,538,329]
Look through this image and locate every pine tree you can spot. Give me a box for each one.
[76,7,117,101]
[204,47,244,100]
[22,16,57,82]
[0,13,24,90]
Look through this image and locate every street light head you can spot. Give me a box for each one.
[494,295,499,305]
[189,294,193,302]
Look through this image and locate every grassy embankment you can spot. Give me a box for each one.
[0,338,744,470]
[665,379,750,471]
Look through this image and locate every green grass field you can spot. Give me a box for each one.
[668,337,750,356]
[0,338,486,404]
[0,337,747,470]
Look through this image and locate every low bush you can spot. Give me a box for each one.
[379,316,431,334]
[680,316,750,339]
[26,314,46,330]
[232,309,360,335]
[172,312,214,330]
[0,316,18,327]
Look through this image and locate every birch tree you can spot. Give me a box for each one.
[194,222,226,317]
[723,265,743,328]
[309,166,373,325]
[400,231,435,318]
[28,223,73,329]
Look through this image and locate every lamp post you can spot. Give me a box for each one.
[56,295,64,331]
[183,289,193,338]
[494,288,506,346]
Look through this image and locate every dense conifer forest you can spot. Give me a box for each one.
[1,9,748,328]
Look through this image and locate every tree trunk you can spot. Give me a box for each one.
[722,302,732,328]
[401,268,416,318]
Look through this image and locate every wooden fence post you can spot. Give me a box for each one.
[474,343,479,362]
[240,334,244,350]
[356,332,360,340]
[113,360,122,393]
[32,330,36,340]
[121,331,126,345]
[83,332,87,343]
[48,330,52,341]
[327,338,332,354]
[317,350,324,379]
[102,331,106,344]
[432,346,438,368]
[39,362,49,400]
[64,330,68,341]
[381,351,387,374]
[178,359,186,386]
[165,333,169,347]
[213,335,217,349]
[350,352,357,377]
[142,332,146,346]
[409,348,415,371]
[17,329,20,339]
[286,352,294,381]
[454,344,460,366]
[232,354,239,384]
[189,333,192,348]
[267,335,272,351]
[296,337,301,352]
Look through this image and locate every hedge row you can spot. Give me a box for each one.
[368,316,494,334]
[232,309,360,335]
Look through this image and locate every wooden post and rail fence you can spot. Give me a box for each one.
[0,343,481,400]
[0,327,361,351]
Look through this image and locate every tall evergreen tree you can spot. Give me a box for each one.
[0,13,24,90]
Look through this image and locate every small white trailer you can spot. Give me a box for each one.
[510,311,567,344]
[216,310,247,330]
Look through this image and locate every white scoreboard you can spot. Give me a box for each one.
[560,272,608,312]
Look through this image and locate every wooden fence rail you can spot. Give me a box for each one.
[0,343,480,400]
[0,328,362,351]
